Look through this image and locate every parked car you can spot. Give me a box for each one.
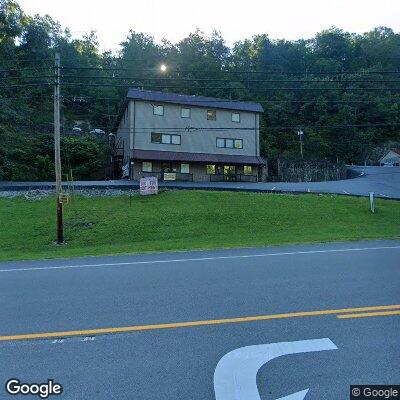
[90,128,106,134]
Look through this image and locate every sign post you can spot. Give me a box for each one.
[369,192,375,213]
[140,177,159,196]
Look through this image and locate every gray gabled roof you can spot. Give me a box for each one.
[126,88,264,113]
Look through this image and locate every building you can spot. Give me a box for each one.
[379,149,400,166]
[114,89,266,182]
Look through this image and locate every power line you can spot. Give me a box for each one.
[3,82,398,91]
[3,93,399,105]
[4,72,400,85]
[0,67,52,74]
[264,122,400,130]
[0,75,53,81]
[60,66,400,75]
[12,121,400,129]
[106,122,400,132]
[47,83,400,91]
[59,75,400,83]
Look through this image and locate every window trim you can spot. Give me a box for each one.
[225,139,234,149]
[171,134,181,145]
[216,138,225,148]
[206,164,216,175]
[234,139,243,149]
[207,109,216,121]
[216,138,243,149]
[153,104,164,116]
[181,107,191,118]
[142,161,153,172]
[231,112,241,123]
[243,165,253,175]
[151,132,181,145]
[180,163,190,173]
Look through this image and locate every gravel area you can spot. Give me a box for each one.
[0,189,139,200]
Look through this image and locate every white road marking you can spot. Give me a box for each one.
[214,338,338,400]
[0,245,399,273]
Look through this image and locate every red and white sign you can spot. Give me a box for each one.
[140,177,159,195]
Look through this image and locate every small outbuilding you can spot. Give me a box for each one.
[379,149,400,166]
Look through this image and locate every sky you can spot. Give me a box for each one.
[18,0,400,52]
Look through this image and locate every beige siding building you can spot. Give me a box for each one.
[115,89,265,182]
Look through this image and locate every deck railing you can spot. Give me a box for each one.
[209,173,258,183]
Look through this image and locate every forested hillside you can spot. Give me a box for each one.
[1,0,399,180]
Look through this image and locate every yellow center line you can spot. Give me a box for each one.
[337,310,400,319]
[1,304,400,342]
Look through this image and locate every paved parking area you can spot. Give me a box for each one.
[1,166,399,199]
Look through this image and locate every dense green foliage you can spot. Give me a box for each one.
[0,191,399,260]
[0,127,109,180]
[1,0,400,180]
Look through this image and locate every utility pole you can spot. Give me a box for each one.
[297,129,304,159]
[54,52,64,244]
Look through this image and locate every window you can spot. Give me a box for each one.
[244,165,253,175]
[234,139,243,149]
[181,164,190,174]
[162,162,174,173]
[151,132,162,143]
[181,108,191,118]
[216,138,225,148]
[142,162,152,172]
[225,139,234,148]
[207,110,216,120]
[171,135,181,145]
[162,134,171,144]
[151,132,181,145]
[216,138,243,149]
[232,112,240,123]
[206,164,216,174]
[153,105,164,116]
[224,165,236,175]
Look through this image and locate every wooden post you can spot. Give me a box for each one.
[54,52,64,244]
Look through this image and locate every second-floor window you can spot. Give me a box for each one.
[153,105,164,116]
[216,138,243,149]
[231,112,240,123]
[207,110,216,120]
[151,132,181,145]
[181,108,191,118]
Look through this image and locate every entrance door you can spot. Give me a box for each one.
[161,162,177,181]
[223,165,237,181]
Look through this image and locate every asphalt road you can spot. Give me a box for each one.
[1,166,400,199]
[1,240,399,399]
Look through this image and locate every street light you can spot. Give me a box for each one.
[160,64,167,73]
[297,129,304,159]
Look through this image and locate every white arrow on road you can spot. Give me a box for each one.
[214,338,338,400]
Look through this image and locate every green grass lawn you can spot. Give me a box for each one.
[0,190,399,261]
